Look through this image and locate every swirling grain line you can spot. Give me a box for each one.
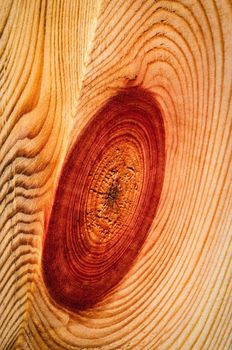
[0,0,231,349]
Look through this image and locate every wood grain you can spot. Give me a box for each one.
[0,0,231,349]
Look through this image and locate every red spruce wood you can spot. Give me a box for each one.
[42,87,165,311]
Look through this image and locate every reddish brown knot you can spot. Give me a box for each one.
[42,86,165,311]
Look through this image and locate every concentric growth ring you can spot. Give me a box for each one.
[42,87,165,311]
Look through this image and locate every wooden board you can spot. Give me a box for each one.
[0,0,231,349]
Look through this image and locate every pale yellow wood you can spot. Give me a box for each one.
[0,1,231,349]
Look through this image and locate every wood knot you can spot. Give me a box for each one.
[42,86,165,311]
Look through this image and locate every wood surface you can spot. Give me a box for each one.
[0,0,231,349]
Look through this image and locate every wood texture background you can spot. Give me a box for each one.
[0,0,231,349]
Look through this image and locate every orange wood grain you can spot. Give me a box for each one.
[0,1,231,349]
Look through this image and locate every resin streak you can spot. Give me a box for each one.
[42,87,165,311]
